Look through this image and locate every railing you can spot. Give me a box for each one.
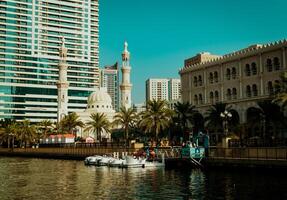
[209,147,287,160]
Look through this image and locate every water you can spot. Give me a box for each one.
[0,157,286,200]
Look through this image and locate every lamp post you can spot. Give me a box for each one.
[220,110,232,136]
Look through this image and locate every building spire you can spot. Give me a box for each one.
[59,36,67,61]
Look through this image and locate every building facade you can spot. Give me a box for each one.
[0,0,99,122]
[101,63,119,112]
[179,40,287,123]
[145,78,181,103]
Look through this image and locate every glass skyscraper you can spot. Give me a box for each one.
[0,0,99,122]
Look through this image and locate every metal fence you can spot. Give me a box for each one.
[209,147,287,160]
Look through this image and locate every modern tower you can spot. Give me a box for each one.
[0,0,99,122]
[120,42,132,109]
[57,37,69,123]
[145,78,181,102]
[101,62,120,111]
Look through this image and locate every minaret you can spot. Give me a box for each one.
[120,41,132,109]
[57,37,69,123]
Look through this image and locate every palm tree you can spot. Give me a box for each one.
[39,119,53,138]
[113,106,137,146]
[18,120,36,147]
[174,102,198,140]
[85,113,111,142]
[5,122,19,149]
[247,100,286,140]
[205,102,231,132]
[273,72,287,108]
[139,99,173,144]
[60,112,84,135]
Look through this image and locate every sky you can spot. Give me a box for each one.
[99,0,287,104]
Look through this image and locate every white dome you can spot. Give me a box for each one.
[88,87,112,105]
[86,87,114,112]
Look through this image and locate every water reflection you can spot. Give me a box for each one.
[0,157,286,200]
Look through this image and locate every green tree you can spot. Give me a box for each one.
[174,102,198,140]
[139,99,173,144]
[273,72,287,108]
[60,112,84,135]
[246,100,286,139]
[113,106,137,146]
[18,120,37,147]
[39,119,53,138]
[85,113,111,142]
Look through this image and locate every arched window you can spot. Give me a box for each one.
[198,75,203,86]
[245,64,251,76]
[215,91,219,102]
[209,91,214,104]
[252,84,258,96]
[267,81,273,95]
[214,71,219,83]
[194,95,198,105]
[193,76,198,87]
[226,68,231,80]
[274,57,280,70]
[231,67,236,79]
[232,88,237,99]
[274,80,280,94]
[226,89,231,100]
[199,94,203,104]
[246,85,251,97]
[251,62,257,75]
[209,72,213,84]
[266,58,272,72]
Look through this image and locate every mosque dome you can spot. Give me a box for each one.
[86,87,114,112]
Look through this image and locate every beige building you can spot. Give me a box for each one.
[179,40,287,123]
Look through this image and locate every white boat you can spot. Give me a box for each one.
[98,156,114,166]
[84,155,103,165]
[108,158,125,167]
[122,156,146,168]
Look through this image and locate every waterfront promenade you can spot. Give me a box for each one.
[1,146,287,168]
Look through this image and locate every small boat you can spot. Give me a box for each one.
[145,154,165,168]
[84,155,103,165]
[108,158,125,167]
[122,156,146,168]
[98,156,114,166]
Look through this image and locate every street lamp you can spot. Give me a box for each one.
[220,110,232,136]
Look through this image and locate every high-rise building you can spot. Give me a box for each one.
[0,0,99,122]
[145,78,181,102]
[101,62,119,111]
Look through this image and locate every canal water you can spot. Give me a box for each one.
[0,157,286,200]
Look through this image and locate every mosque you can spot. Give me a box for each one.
[57,41,132,141]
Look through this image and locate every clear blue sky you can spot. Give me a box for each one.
[99,0,287,104]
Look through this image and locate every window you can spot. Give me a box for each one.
[246,85,251,97]
[245,64,251,76]
[227,89,231,100]
[214,71,219,83]
[198,76,203,86]
[215,91,219,102]
[193,77,198,87]
[266,59,272,72]
[274,57,280,70]
[251,63,257,75]
[267,81,273,95]
[199,94,203,104]
[194,95,198,105]
[209,72,213,84]
[232,88,237,99]
[231,67,236,79]
[226,68,231,80]
[209,92,214,104]
[252,84,258,96]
